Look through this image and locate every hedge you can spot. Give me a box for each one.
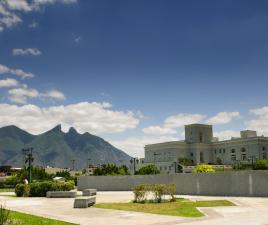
[15,181,75,197]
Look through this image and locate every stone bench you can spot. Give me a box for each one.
[46,191,77,198]
[82,189,97,196]
[74,196,96,208]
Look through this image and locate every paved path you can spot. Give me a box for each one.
[1,192,268,225]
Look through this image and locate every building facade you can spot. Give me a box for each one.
[140,124,268,174]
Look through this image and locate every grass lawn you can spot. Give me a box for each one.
[9,211,77,225]
[95,199,235,217]
[0,188,14,192]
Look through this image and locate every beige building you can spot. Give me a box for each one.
[140,124,268,174]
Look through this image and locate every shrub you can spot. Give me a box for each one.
[133,184,147,203]
[28,181,75,197]
[233,162,251,170]
[0,181,5,189]
[133,183,176,203]
[192,164,215,173]
[178,158,194,166]
[165,183,176,202]
[51,181,74,191]
[0,203,10,225]
[29,182,53,197]
[253,160,268,170]
[216,157,222,165]
[4,175,19,188]
[15,184,30,197]
[135,165,160,175]
[151,184,165,203]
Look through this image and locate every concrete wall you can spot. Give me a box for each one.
[78,171,268,197]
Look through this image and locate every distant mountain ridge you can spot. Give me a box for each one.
[0,125,131,169]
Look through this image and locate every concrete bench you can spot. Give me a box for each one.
[82,189,97,196]
[74,196,96,208]
[46,191,77,198]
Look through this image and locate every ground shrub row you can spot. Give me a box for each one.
[133,183,176,203]
[15,181,75,197]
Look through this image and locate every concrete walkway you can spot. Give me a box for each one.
[0,191,268,225]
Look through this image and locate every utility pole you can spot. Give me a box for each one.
[22,147,34,183]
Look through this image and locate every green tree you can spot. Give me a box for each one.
[135,164,160,175]
[93,164,129,176]
[192,164,215,173]
[55,170,71,179]
[17,166,53,182]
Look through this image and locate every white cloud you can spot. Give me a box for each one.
[6,0,31,12]
[30,0,77,11]
[0,0,77,31]
[164,113,205,128]
[7,86,66,104]
[0,64,34,79]
[0,102,140,135]
[213,130,240,141]
[142,126,177,136]
[207,111,240,125]
[74,36,81,43]
[0,2,22,30]
[0,78,19,88]
[110,136,178,157]
[41,89,66,100]
[28,21,38,28]
[13,48,42,56]
[8,87,39,104]
[246,106,268,135]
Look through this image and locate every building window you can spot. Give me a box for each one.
[159,166,162,171]
[231,149,236,154]
[223,149,225,153]
[214,149,216,154]
[263,147,266,159]
[241,154,247,161]
[241,148,246,152]
[219,149,222,154]
[190,153,193,157]
[231,154,236,161]
[199,132,203,143]
[200,152,204,163]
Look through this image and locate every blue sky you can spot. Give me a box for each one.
[0,0,268,156]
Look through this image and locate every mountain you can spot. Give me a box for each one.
[0,125,131,169]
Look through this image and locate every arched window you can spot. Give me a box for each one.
[231,149,236,153]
